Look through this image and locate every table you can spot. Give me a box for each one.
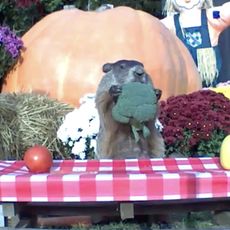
[0,157,230,227]
[0,157,229,202]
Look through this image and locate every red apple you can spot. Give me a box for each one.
[24,145,53,173]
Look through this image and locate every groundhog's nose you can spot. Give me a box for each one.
[134,66,148,83]
[135,66,144,75]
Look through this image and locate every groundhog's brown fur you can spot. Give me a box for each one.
[95,60,165,159]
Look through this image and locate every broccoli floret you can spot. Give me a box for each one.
[112,82,158,142]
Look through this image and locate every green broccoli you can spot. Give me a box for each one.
[112,82,158,142]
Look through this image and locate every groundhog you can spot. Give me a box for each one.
[95,60,165,159]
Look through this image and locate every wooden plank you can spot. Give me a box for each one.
[21,198,230,217]
[120,203,134,220]
[20,202,120,217]
[134,199,230,215]
[37,215,92,227]
[2,203,15,217]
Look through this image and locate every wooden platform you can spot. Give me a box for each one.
[2,197,230,228]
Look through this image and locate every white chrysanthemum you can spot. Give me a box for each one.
[71,138,86,159]
[64,109,79,122]
[57,116,83,142]
[88,115,100,136]
[56,127,69,143]
[68,140,74,147]
[68,128,83,141]
[57,93,99,158]
[79,93,95,105]
[90,138,97,153]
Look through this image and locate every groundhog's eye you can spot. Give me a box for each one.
[120,63,126,69]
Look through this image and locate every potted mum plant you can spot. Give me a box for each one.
[57,94,99,159]
[0,26,23,81]
[159,90,230,157]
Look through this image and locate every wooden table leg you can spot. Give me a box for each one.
[0,203,19,227]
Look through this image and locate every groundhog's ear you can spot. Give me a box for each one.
[155,89,162,101]
[102,63,112,73]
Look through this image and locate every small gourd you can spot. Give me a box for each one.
[220,135,230,170]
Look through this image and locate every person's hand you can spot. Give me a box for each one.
[208,2,230,32]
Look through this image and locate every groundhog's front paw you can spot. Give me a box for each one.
[155,89,162,100]
[109,85,122,99]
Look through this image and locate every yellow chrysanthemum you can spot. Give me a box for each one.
[211,85,230,99]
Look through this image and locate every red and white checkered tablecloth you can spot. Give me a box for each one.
[0,157,229,202]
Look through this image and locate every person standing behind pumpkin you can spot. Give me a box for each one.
[161,0,230,87]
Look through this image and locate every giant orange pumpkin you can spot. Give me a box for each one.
[2,6,201,106]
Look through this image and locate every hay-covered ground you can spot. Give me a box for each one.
[31,211,230,229]
[70,211,230,230]
[70,212,230,230]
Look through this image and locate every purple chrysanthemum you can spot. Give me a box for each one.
[0,26,23,59]
[0,26,23,79]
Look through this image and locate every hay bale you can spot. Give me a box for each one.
[0,93,18,159]
[0,93,73,160]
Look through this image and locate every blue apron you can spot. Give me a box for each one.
[174,9,221,87]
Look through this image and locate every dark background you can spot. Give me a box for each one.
[213,0,230,83]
